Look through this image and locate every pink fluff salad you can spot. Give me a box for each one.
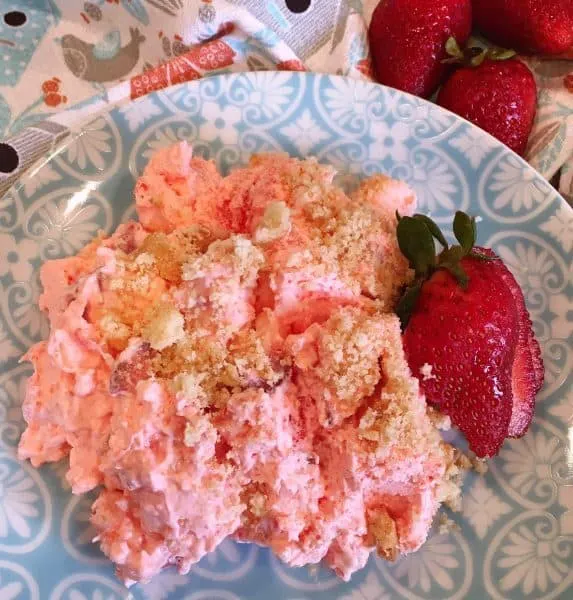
[19,143,457,585]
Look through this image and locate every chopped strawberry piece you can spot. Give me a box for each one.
[109,342,156,395]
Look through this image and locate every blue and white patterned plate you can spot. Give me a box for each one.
[0,72,572,600]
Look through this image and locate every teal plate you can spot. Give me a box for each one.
[0,72,572,600]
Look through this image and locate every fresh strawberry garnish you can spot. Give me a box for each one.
[493,257,544,437]
[397,212,544,457]
[473,0,573,56]
[368,0,472,98]
[437,42,537,157]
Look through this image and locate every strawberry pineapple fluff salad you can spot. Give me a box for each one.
[18,143,465,584]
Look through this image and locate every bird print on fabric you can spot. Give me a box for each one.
[60,27,146,83]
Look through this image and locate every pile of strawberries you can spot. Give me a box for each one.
[369,0,573,156]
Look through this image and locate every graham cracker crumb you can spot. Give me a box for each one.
[468,452,489,474]
[98,314,130,340]
[135,252,156,267]
[173,372,208,409]
[438,513,460,535]
[137,232,182,283]
[182,236,264,291]
[142,304,185,351]
[254,201,291,244]
[183,417,212,447]
[249,492,266,517]
[438,449,471,512]
[359,408,378,431]
[315,308,385,403]
[455,450,472,472]
[368,509,399,561]
[427,406,451,431]
[229,329,284,388]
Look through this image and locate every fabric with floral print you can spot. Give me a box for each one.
[0,1,571,199]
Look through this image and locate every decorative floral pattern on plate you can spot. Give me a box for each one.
[488,419,573,510]
[118,96,163,133]
[462,476,512,539]
[0,453,51,554]
[191,540,258,582]
[269,552,342,592]
[0,72,571,599]
[540,204,573,253]
[0,365,33,450]
[448,127,496,170]
[0,235,37,283]
[478,152,554,223]
[484,511,573,600]
[377,532,472,600]
[339,571,390,600]
[139,571,190,600]
[280,109,329,154]
[61,494,107,565]
[49,575,130,600]
[0,560,39,600]
[57,115,122,181]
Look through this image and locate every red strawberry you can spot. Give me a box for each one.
[494,257,544,436]
[473,0,573,56]
[396,212,543,457]
[437,56,537,156]
[368,0,472,98]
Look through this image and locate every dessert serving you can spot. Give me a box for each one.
[17,142,543,586]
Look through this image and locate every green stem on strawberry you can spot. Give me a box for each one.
[396,211,491,328]
[441,37,516,67]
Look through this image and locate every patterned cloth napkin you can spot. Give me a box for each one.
[0,0,572,201]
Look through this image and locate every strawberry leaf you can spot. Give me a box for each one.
[396,280,423,328]
[438,245,465,266]
[397,217,436,277]
[412,214,448,248]
[438,245,469,287]
[445,37,464,59]
[468,46,485,58]
[453,211,476,253]
[488,47,516,61]
[441,38,517,68]
[443,262,469,288]
[469,249,496,261]
[470,49,487,67]
[395,210,483,330]
[442,56,462,64]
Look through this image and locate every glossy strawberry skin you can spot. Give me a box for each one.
[368,0,472,98]
[494,256,544,437]
[437,59,537,156]
[403,250,520,457]
[473,0,573,56]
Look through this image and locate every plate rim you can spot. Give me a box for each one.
[10,71,572,217]
[1,69,572,600]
